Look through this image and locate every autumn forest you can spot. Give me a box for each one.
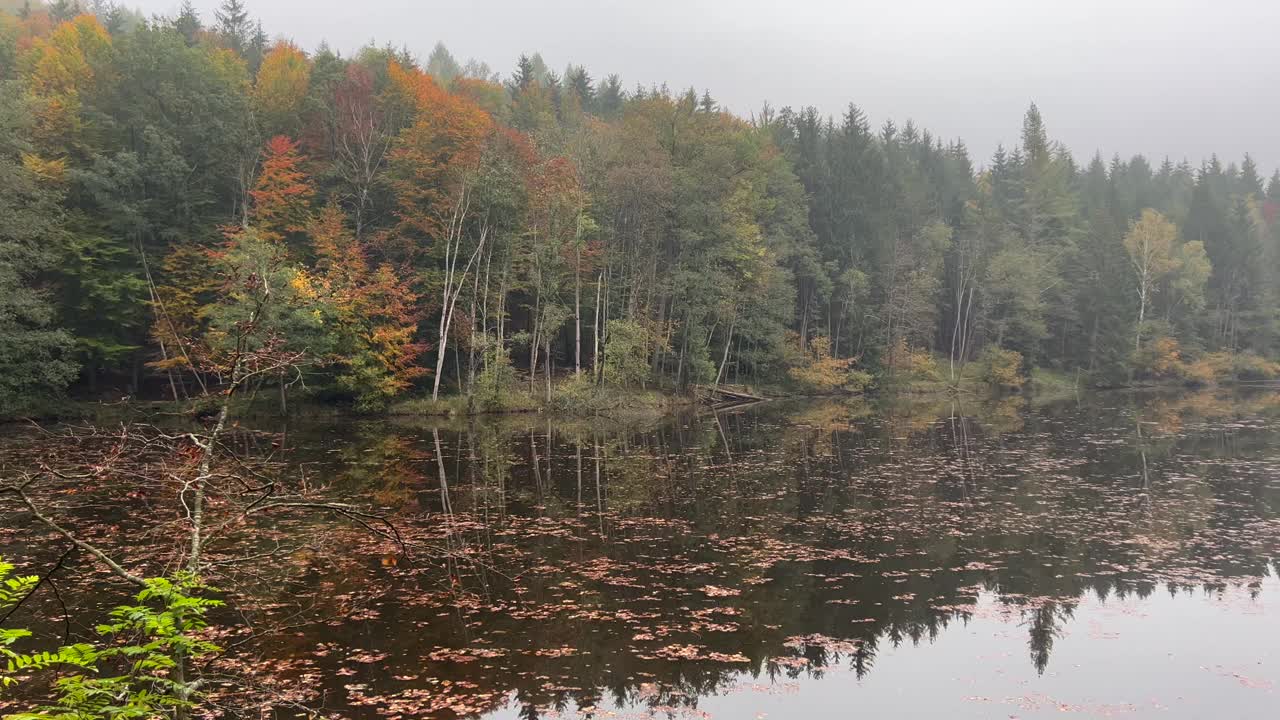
[4,0,1280,417]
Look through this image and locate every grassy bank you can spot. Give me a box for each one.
[387,377,695,420]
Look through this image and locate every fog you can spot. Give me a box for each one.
[132,0,1280,171]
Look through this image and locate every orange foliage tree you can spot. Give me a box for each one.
[387,60,492,248]
[311,204,425,407]
[387,60,494,399]
[249,135,314,248]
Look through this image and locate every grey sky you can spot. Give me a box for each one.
[135,0,1280,174]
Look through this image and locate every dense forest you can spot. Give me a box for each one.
[4,0,1280,414]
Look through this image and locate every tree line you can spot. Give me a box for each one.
[4,0,1280,414]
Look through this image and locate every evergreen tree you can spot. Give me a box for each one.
[214,0,250,55]
[564,64,593,112]
[511,53,536,92]
[596,73,624,118]
[426,41,460,84]
[171,0,202,46]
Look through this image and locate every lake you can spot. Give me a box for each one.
[2,389,1278,719]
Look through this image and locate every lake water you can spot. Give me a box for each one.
[2,390,1278,718]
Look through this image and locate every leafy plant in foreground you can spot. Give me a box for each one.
[1,558,222,720]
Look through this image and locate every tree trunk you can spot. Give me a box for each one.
[1135,281,1147,355]
[433,310,450,401]
[278,370,287,415]
[675,315,690,387]
[714,309,736,389]
[1088,312,1100,373]
[545,335,553,402]
[529,296,541,393]
[574,243,582,375]
[592,273,602,383]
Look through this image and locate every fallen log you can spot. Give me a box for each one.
[694,384,769,405]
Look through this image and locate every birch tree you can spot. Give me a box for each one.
[1123,209,1179,354]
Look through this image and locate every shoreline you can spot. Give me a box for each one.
[8,375,1279,428]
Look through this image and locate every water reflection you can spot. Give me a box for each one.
[222,390,1280,718]
[4,390,1279,718]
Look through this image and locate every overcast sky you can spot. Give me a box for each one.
[133,0,1280,174]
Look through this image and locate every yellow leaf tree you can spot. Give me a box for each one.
[1123,209,1180,354]
[253,40,310,135]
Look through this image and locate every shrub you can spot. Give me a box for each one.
[1131,336,1183,380]
[1174,351,1279,385]
[603,319,665,389]
[1178,357,1217,386]
[1231,353,1280,381]
[883,336,943,385]
[978,346,1025,389]
[473,344,521,411]
[788,335,870,393]
[547,372,601,412]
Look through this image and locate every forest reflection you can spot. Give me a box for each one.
[214,389,1280,718]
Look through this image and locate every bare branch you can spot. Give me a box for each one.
[0,480,146,587]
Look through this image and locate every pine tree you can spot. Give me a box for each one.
[172,1,202,46]
[596,73,624,118]
[565,64,593,111]
[1021,102,1050,169]
[245,20,268,72]
[49,0,82,23]
[1240,154,1264,198]
[426,41,460,85]
[511,54,536,92]
[214,0,250,55]
[699,90,716,114]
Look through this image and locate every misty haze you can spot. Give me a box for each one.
[1,2,1278,719]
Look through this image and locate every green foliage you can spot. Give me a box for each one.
[0,559,39,608]
[0,83,78,413]
[4,10,1280,406]
[1,559,41,684]
[2,563,223,720]
[1,558,95,692]
[983,242,1048,354]
[54,223,149,371]
[472,343,523,412]
[1029,366,1078,397]
[546,372,600,412]
[203,229,327,362]
[602,319,661,389]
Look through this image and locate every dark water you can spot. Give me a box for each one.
[3,390,1279,718]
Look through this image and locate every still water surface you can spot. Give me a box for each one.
[4,390,1279,718]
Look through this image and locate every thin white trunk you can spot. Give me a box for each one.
[432,189,487,401]
[574,243,582,375]
[592,273,602,382]
[714,308,736,389]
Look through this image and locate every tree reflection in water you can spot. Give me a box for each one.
[2,389,1278,718]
